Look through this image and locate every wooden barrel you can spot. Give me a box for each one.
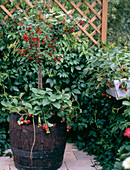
[10,113,67,170]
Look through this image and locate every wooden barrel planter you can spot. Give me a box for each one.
[10,113,67,170]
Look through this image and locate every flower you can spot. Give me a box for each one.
[42,40,45,45]
[102,93,106,96]
[62,19,65,23]
[122,157,130,169]
[80,21,84,25]
[49,23,52,28]
[69,30,73,34]
[23,34,28,41]
[124,127,130,138]
[29,56,32,60]
[27,27,32,31]
[57,57,61,61]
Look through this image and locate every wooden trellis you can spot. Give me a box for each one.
[0,0,108,45]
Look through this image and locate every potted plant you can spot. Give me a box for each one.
[2,87,73,169]
[1,1,78,169]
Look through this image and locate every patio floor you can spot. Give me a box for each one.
[0,143,102,170]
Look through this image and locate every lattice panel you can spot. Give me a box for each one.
[0,0,108,45]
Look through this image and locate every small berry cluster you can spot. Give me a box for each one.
[18,114,32,125]
[108,81,114,88]
[67,126,71,132]
[42,124,50,133]
[119,84,128,91]
[102,93,110,98]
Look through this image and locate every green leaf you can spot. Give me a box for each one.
[28,109,35,115]
[48,94,56,102]
[13,99,18,105]
[20,93,25,99]
[42,99,50,106]
[46,88,53,92]
[52,102,61,109]
[57,110,64,117]
[75,66,81,70]
[31,88,45,94]
[72,89,81,94]
[12,86,19,92]
[22,101,32,109]
[34,106,41,110]
[1,101,8,107]
[122,101,130,106]
[55,94,62,100]
[47,122,53,127]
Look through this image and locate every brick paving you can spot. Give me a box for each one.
[0,143,102,170]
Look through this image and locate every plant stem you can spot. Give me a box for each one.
[30,116,36,160]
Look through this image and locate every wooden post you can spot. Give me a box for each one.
[101,0,108,43]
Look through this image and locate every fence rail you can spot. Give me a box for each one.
[0,0,108,45]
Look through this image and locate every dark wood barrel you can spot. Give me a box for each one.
[10,113,67,170]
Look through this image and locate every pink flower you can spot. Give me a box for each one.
[124,128,130,138]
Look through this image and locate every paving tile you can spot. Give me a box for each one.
[0,143,98,170]
[64,151,76,161]
[65,143,74,151]
[91,159,102,170]
[73,151,95,160]
[66,160,96,170]
[95,165,102,170]
[58,162,67,170]
[3,149,12,155]
[0,157,18,170]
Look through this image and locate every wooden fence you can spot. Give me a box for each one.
[0,0,108,45]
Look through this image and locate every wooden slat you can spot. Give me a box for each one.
[77,23,99,44]
[76,9,102,38]
[96,0,102,6]
[101,0,108,43]
[25,0,34,8]
[90,24,101,37]
[0,5,14,19]
[4,1,21,20]
[54,0,98,44]
[84,1,101,20]
[69,2,82,16]
[71,1,100,34]
[84,10,102,31]
[54,0,73,19]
